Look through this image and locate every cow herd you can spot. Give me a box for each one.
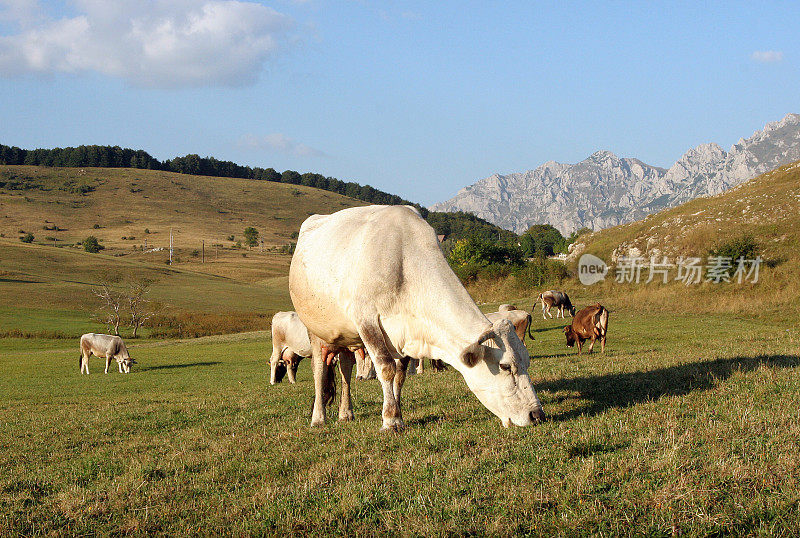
[78,205,610,431]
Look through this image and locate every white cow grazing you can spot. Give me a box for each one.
[485,309,535,343]
[79,333,135,374]
[289,205,545,430]
[269,311,313,385]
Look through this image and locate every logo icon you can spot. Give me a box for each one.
[578,253,608,285]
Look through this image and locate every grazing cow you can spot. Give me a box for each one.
[289,205,545,430]
[563,304,609,355]
[538,290,575,319]
[79,333,136,374]
[498,304,517,312]
[486,309,535,343]
[415,357,447,374]
[269,311,313,385]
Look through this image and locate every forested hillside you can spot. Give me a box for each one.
[0,143,514,240]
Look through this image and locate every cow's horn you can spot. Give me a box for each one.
[477,328,496,344]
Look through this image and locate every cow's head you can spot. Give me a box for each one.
[458,319,545,427]
[568,305,576,317]
[272,360,288,384]
[563,325,577,347]
[118,357,136,373]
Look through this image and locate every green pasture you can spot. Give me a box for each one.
[1,310,798,535]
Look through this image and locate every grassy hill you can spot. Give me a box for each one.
[0,165,368,336]
[568,159,800,317]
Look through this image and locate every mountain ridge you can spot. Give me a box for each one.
[431,113,800,234]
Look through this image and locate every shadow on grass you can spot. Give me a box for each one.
[406,414,444,427]
[0,277,44,284]
[532,325,565,333]
[539,354,800,422]
[140,361,221,371]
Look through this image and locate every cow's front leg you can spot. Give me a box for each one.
[587,336,596,353]
[358,321,403,431]
[337,351,355,421]
[118,360,123,373]
[417,358,424,374]
[576,339,583,356]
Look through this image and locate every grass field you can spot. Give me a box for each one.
[2,163,799,534]
[2,299,798,535]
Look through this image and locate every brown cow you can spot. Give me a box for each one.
[563,304,609,355]
[538,290,575,319]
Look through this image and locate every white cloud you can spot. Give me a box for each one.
[0,0,295,87]
[239,133,328,158]
[750,50,784,63]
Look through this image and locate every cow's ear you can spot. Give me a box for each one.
[459,343,483,367]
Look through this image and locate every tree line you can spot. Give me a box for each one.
[0,143,410,206]
[0,142,516,241]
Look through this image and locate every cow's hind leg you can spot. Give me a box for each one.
[393,357,410,414]
[358,318,403,431]
[105,355,112,374]
[309,336,335,427]
[284,350,299,384]
[337,350,355,421]
[587,336,596,353]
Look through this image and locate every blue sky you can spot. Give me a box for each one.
[1,1,798,206]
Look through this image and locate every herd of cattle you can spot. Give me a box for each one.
[78,205,610,430]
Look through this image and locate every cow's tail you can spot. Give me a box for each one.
[526,313,535,341]
[78,352,82,372]
[598,307,609,336]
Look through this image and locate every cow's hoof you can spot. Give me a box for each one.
[380,419,405,433]
[339,411,354,422]
[310,417,326,428]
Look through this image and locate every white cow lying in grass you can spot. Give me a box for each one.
[289,205,545,430]
[79,333,136,374]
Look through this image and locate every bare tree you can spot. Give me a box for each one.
[127,279,155,338]
[93,280,124,335]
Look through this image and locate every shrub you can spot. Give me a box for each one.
[243,226,259,247]
[708,234,759,261]
[20,232,34,243]
[708,234,760,277]
[448,236,523,268]
[82,236,104,253]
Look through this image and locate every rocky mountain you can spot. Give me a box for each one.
[430,113,800,234]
